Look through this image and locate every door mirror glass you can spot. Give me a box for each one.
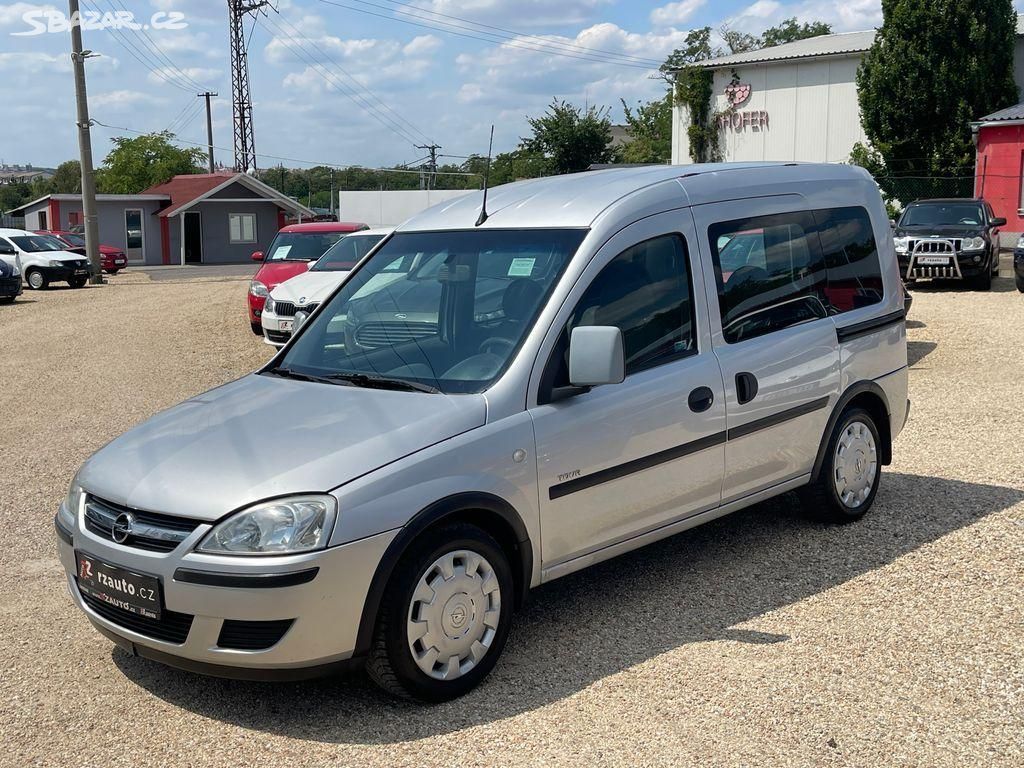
[251,250,265,262]
[991,217,1007,227]
[569,326,624,387]
[0,244,15,255]
[889,219,896,229]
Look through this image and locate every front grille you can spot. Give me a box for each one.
[217,619,295,650]
[60,259,88,269]
[84,496,202,553]
[355,320,437,349]
[907,238,962,254]
[80,589,194,644]
[273,301,319,318]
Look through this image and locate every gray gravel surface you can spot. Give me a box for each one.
[0,276,1021,767]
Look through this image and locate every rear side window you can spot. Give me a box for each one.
[814,207,884,313]
[709,206,885,343]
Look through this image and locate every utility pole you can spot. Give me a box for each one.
[68,0,102,285]
[228,1,271,173]
[199,91,218,173]
[329,167,335,219]
[416,143,441,190]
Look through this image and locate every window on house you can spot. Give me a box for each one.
[229,213,257,244]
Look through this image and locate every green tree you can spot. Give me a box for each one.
[0,182,31,213]
[520,99,617,174]
[48,160,82,194]
[96,132,206,193]
[660,26,717,163]
[856,0,1017,201]
[620,95,672,164]
[761,18,832,48]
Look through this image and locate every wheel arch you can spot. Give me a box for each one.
[353,492,533,658]
[810,381,892,482]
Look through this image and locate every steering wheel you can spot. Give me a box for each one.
[478,337,515,356]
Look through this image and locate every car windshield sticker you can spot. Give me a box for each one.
[508,257,535,277]
[273,245,292,259]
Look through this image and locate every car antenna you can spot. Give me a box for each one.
[475,125,495,227]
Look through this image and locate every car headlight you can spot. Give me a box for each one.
[962,236,986,251]
[249,280,269,298]
[48,259,64,268]
[264,295,276,314]
[62,479,85,527]
[197,495,337,555]
[893,237,908,254]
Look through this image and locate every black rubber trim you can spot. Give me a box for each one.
[835,309,906,343]
[172,567,319,589]
[54,515,73,546]
[549,431,727,500]
[352,492,533,658]
[810,381,892,482]
[727,396,831,441]
[93,624,359,681]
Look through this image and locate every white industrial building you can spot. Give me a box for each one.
[671,23,1024,165]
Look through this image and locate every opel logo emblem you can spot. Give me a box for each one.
[111,512,134,544]
[395,313,408,319]
[450,605,466,628]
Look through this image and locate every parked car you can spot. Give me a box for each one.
[0,255,22,303]
[1014,235,1024,292]
[247,221,368,334]
[36,230,128,274]
[0,228,90,289]
[892,198,1004,290]
[261,228,390,347]
[57,164,907,701]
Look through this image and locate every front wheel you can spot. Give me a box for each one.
[800,408,881,524]
[26,269,47,290]
[970,269,992,291]
[1015,273,1024,293]
[366,523,514,701]
[250,321,263,336]
[70,277,87,289]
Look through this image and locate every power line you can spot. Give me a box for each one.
[313,0,658,69]
[261,11,435,146]
[91,118,481,176]
[167,100,204,134]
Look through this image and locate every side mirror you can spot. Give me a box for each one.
[251,250,265,262]
[0,245,15,255]
[991,217,1007,227]
[888,219,896,229]
[569,326,624,387]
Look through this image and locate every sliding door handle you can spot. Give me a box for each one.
[688,386,715,413]
[735,372,759,405]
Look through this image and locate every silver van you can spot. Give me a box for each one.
[56,164,909,701]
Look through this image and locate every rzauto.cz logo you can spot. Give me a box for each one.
[12,8,188,36]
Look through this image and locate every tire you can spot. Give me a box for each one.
[1016,273,1024,293]
[251,322,264,336]
[0,296,14,304]
[70,277,87,289]
[105,269,120,275]
[26,269,47,290]
[800,407,881,524]
[366,523,514,702]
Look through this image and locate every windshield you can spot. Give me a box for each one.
[60,233,86,247]
[277,228,587,394]
[901,203,984,227]
[265,232,348,261]
[312,233,386,272]
[11,235,63,253]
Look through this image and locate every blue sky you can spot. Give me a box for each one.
[0,1,889,170]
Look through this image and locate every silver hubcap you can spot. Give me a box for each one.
[833,420,877,509]
[28,272,42,289]
[407,549,501,681]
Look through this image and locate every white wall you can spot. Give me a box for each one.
[337,189,474,228]
[672,55,868,165]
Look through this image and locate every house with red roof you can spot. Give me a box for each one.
[8,172,313,266]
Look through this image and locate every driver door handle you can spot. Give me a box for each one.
[688,386,714,413]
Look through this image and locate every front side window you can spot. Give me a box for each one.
[545,234,697,392]
[710,212,828,344]
[277,229,586,394]
[313,233,386,272]
[229,213,257,244]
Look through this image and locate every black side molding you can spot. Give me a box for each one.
[549,432,727,500]
[835,309,906,343]
[54,515,73,546]
[727,396,831,441]
[172,567,319,589]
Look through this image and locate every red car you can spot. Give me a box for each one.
[36,230,129,274]
[247,221,367,334]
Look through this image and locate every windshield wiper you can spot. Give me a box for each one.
[264,366,347,386]
[326,372,440,394]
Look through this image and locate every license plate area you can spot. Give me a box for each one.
[917,256,951,266]
[76,551,162,619]
[279,320,293,332]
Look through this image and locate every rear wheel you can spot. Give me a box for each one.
[800,407,881,524]
[26,269,46,290]
[250,321,263,335]
[366,523,513,701]
[1016,273,1024,293]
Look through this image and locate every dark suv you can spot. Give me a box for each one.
[892,198,1004,290]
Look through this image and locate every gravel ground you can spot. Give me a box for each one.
[0,273,1021,767]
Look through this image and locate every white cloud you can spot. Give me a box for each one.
[0,2,58,27]
[90,90,164,109]
[403,34,442,57]
[146,66,220,88]
[0,51,68,73]
[726,0,881,34]
[411,0,613,28]
[650,0,708,28]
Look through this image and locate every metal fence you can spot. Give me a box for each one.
[875,176,975,207]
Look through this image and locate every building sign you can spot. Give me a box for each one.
[719,82,768,130]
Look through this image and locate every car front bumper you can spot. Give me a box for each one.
[0,274,22,298]
[260,308,292,347]
[897,250,990,279]
[56,503,397,678]
[41,264,90,282]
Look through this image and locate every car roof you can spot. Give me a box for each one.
[908,198,984,204]
[398,163,874,232]
[279,221,367,233]
[0,228,34,236]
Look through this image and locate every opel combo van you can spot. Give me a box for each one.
[57,164,909,701]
